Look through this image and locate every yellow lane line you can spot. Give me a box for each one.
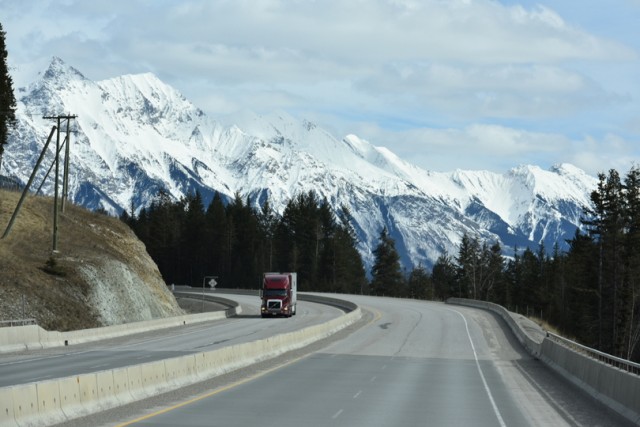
[116,353,311,426]
[118,305,380,426]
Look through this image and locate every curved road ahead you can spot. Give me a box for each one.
[0,293,343,388]
[112,295,633,427]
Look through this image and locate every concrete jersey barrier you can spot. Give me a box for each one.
[0,294,361,427]
[447,297,640,425]
[0,294,240,354]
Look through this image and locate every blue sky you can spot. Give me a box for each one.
[2,0,639,176]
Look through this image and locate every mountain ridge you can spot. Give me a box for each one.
[3,57,598,271]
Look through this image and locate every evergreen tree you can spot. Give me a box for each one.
[456,233,480,298]
[205,192,228,282]
[322,206,367,294]
[563,230,599,346]
[370,227,404,297]
[504,249,523,313]
[622,167,640,359]
[182,191,207,286]
[483,241,504,302]
[519,247,543,317]
[546,243,568,329]
[145,190,184,285]
[408,265,432,300]
[272,191,329,290]
[226,193,260,288]
[0,23,16,173]
[296,191,323,289]
[257,196,276,273]
[119,209,131,225]
[432,253,457,300]
[584,170,626,354]
[273,197,299,275]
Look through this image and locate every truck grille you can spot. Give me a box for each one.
[267,300,282,309]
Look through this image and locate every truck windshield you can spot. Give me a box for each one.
[264,289,287,297]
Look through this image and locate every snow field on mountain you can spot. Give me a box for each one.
[4,57,599,270]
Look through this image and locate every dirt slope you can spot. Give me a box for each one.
[0,189,184,331]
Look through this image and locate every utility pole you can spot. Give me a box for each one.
[2,113,76,252]
[1,126,57,239]
[62,117,71,212]
[42,114,76,252]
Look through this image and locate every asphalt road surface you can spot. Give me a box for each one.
[108,295,633,427]
[0,293,342,388]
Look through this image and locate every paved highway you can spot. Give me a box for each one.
[0,293,342,388]
[113,295,633,427]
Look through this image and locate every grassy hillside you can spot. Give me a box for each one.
[0,188,183,331]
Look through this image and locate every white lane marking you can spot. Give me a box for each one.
[370,375,377,382]
[332,409,344,419]
[353,390,362,399]
[135,355,153,360]
[0,350,93,366]
[448,308,508,427]
[23,375,52,382]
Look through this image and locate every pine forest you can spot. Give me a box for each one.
[123,166,640,363]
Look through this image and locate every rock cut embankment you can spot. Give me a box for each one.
[0,188,183,330]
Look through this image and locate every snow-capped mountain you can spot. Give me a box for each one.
[3,57,598,271]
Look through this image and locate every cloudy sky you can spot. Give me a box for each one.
[2,0,639,175]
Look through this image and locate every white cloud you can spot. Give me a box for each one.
[356,63,625,119]
[2,0,639,175]
[350,123,639,176]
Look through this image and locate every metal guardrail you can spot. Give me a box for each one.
[546,331,640,376]
[0,319,37,327]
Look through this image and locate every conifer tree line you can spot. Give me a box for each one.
[428,166,640,362]
[2,21,637,362]
[120,169,640,362]
[122,190,367,294]
[0,22,17,173]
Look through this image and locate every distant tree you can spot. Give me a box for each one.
[336,206,367,294]
[431,253,457,300]
[481,241,504,302]
[456,234,479,298]
[225,192,260,288]
[273,196,300,276]
[583,169,626,354]
[407,265,432,300]
[145,190,184,285]
[370,227,404,297]
[545,243,567,327]
[204,192,228,282]
[0,22,16,173]
[623,166,640,360]
[181,191,207,286]
[257,195,276,272]
[272,191,328,290]
[319,205,367,294]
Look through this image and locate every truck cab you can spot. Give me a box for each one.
[261,272,297,318]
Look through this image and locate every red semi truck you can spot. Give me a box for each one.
[261,272,297,318]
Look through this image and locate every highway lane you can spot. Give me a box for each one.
[0,293,343,388]
[118,295,634,427]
